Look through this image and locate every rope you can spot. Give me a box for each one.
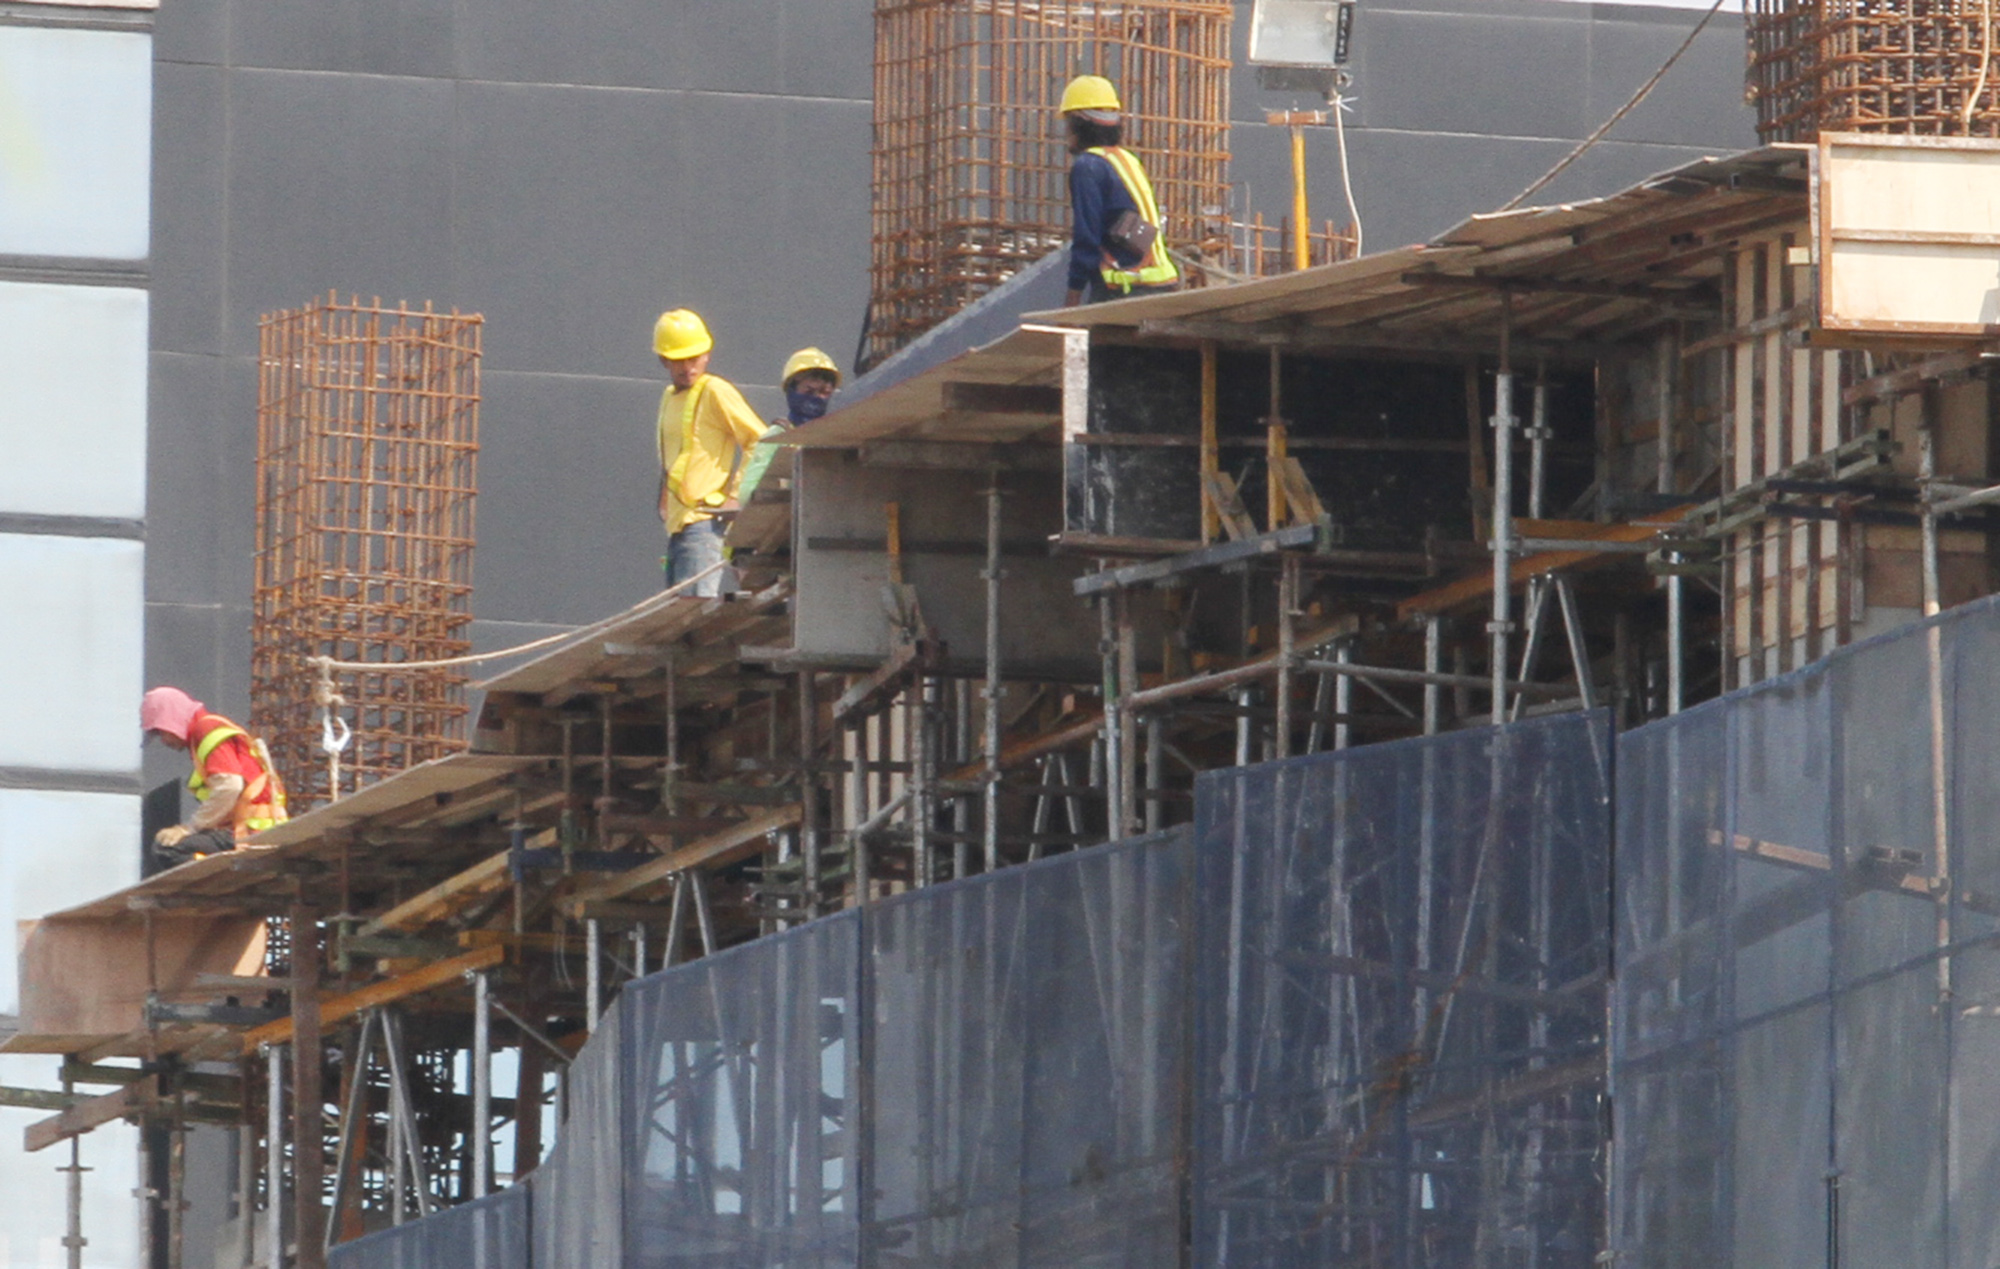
[1498,0,1728,214]
[304,558,725,800]
[306,560,726,674]
[1966,0,1994,133]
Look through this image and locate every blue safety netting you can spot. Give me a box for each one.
[1193,711,1612,1267]
[326,712,1614,1269]
[327,1183,530,1269]
[1610,594,2000,1268]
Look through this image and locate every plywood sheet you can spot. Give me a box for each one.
[1819,133,2000,335]
[14,914,266,1047]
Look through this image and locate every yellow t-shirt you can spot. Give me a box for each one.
[656,373,770,534]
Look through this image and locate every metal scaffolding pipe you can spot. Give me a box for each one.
[983,479,1003,873]
[471,971,492,1199]
[1423,616,1443,735]
[585,918,602,1032]
[264,1045,283,1263]
[1490,298,1517,727]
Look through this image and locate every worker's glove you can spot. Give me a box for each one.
[154,824,191,848]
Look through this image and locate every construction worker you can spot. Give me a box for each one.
[739,347,841,505]
[1059,74,1181,307]
[654,308,769,597]
[140,686,289,868]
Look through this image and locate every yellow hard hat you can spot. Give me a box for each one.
[1059,74,1120,116]
[781,347,842,390]
[653,309,713,361]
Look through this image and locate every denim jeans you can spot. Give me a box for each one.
[666,518,727,596]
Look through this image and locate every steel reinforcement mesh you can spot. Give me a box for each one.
[1747,0,2000,142]
[1611,593,2000,1266]
[323,712,1613,1269]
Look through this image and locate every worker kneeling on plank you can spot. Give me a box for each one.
[1059,74,1180,307]
[653,308,770,597]
[141,686,290,868]
[738,347,841,505]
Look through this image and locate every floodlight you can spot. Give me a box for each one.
[1248,0,1355,70]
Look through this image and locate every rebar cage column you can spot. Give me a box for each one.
[253,294,481,807]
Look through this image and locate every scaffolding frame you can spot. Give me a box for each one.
[253,295,481,807]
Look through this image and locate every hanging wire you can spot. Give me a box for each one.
[1499,0,1729,214]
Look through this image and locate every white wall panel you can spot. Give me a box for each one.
[0,536,143,772]
[0,282,147,519]
[0,1062,139,1269]
[0,27,151,259]
[0,789,139,1017]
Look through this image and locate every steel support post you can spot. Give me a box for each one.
[1098,596,1126,835]
[982,478,1004,873]
[585,918,602,1032]
[1115,591,1138,837]
[1489,299,1517,726]
[1333,639,1353,751]
[1143,715,1163,833]
[60,1068,85,1269]
[1528,367,1550,519]
[289,908,324,1269]
[472,971,492,1199]
[382,1012,431,1219]
[1659,328,1684,715]
[799,672,821,916]
[1276,556,1298,759]
[265,1045,284,1263]
[323,1012,375,1256]
[911,680,934,887]
[1423,617,1443,736]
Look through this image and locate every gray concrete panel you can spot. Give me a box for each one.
[153,0,226,67]
[229,0,455,78]
[455,0,872,96]
[1582,17,1761,149]
[656,90,874,389]
[145,351,227,603]
[473,369,678,626]
[1350,10,1594,140]
[221,69,457,358]
[446,81,695,379]
[150,61,226,356]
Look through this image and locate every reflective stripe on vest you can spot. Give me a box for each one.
[1088,146,1179,293]
[188,722,281,831]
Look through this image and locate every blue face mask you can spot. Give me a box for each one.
[787,387,831,425]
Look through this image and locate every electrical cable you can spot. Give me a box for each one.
[1965,0,1993,132]
[1331,90,1363,257]
[1499,0,1728,214]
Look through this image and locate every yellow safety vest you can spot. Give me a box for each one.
[189,722,288,835]
[1088,146,1180,293]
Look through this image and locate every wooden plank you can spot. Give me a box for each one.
[24,1075,156,1153]
[576,806,803,903]
[1200,470,1257,541]
[238,945,504,1056]
[356,850,512,939]
[1396,512,1692,621]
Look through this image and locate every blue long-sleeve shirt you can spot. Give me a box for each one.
[1067,150,1143,291]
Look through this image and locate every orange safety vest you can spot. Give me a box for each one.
[188,715,289,839]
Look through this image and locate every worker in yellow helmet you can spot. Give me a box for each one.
[652,309,770,597]
[739,347,842,505]
[1058,74,1181,307]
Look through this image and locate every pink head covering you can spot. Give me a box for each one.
[140,686,205,744]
